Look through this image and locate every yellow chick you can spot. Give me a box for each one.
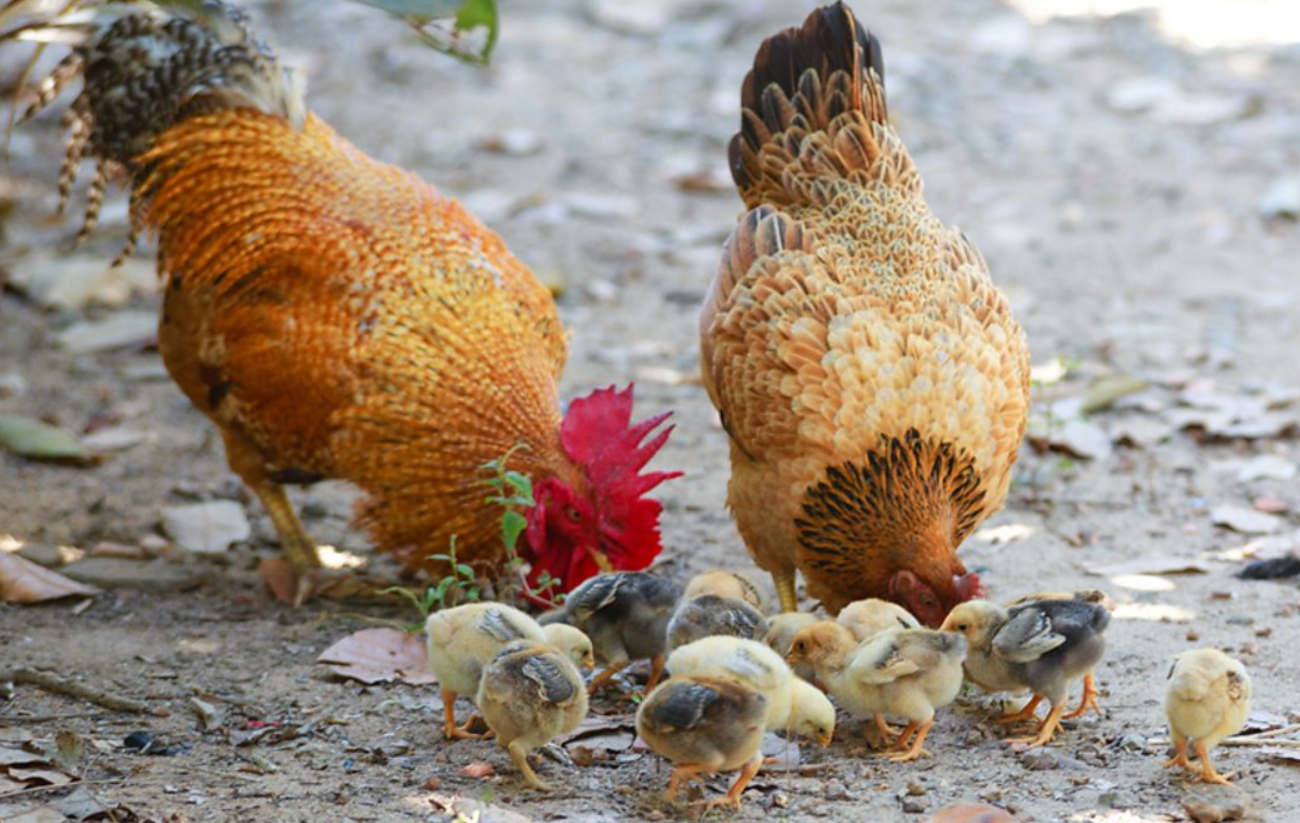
[475,642,588,790]
[1165,648,1252,785]
[941,598,1109,749]
[666,635,835,745]
[838,597,921,642]
[787,621,966,761]
[764,612,820,683]
[426,602,545,739]
[682,569,766,610]
[543,623,595,673]
[636,675,768,810]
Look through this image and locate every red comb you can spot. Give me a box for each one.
[560,384,682,569]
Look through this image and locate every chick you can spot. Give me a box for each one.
[540,571,682,692]
[838,597,921,642]
[475,642,588,790]
[1164,648,1252,784]
[941,598,1109,749]
[542,623,595,673]
[1005,589,1114,719]
[682,569,766,610]
[426,602,546,739]
[764,612,820,682]
[636,675,768,810]
[787,622,966,761]
[667,594,768,651]
[666,636,835,745]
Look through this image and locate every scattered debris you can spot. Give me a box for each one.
[1086,555,1211,577]
[55,310,157,354]
[0,414,94,465]
[317,628,438,685]
[1211,504,1283,535]
[1258,175,1300,220]
[1,669,167,716]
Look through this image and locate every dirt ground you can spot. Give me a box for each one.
[4,0,1300,820]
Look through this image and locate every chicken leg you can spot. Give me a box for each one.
[1192,739,1234,785]
[441,691,484,740]
[700,754,762,811]
[1005,701,1066,749]
[507,740,548,791]
[1164,734,1196,773]
[886,719,933,762]
[223,431,322,575]
[998,694,1043,725]
[773,570,798,613]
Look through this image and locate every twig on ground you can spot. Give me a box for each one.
[1,668,169,717]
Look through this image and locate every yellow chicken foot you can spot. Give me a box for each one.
[998,694,1043,725]
[644,654,666,693]
[698,754,762,811]
[1061,673,1101,719]
[441,691,484,740]
[508,741,549,791]
[886,720,933,762]
[773,570,798,613]
[666,764,710,802]
[1193,739,1234,785]
[1163,736,1195,773]
[875,713,901,741]
[1005,702,1065,749]
[587,663,627,695]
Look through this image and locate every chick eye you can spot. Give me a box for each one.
[956,623,968,632]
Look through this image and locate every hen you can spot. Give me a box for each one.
[15,1,679,598]
[699,1,1029,623]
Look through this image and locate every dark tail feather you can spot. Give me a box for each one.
[729,1,891,208]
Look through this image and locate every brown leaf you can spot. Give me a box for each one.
[316,628,437,685]
[930,803,1021,823]
[458,762,496,779]
[0,551,100,604]
[6,767,72,786]
[259,557,297,604]
[1253,496,1289,514]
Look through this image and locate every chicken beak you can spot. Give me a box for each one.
[816,731,833,747]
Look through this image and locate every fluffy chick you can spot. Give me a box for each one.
[683,569,766,610]
[941,598,1109,748]
[636,675,768,810]
[839,597,921,642]
[667,594,768,652]
[1004,589,1113,719]
[476,642,588,790]
[787,622,966,761]
[1165,648,1252,784]
[542,623,595,673]
[426,602,546,739]
[540,571,682,692]
[764,612,819,682]
[666,636,835,745]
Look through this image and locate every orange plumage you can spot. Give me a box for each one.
[23,3,678,599]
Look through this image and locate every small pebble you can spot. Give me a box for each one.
[906,780,926,796]
[1187,629,1201,642]
[901,796,927,813]
[1183,791,1252,823]
[822,778,850,802]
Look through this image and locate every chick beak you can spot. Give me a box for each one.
[817,731,833,747]
[785,651,802,666]
[584,657,596,672]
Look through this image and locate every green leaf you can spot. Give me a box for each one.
[346,0,498,65]
[455,563,474,578]
[503,470,533,502]
[0,414,93,464]
[501,510,528,552]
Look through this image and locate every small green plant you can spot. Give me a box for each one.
[382,536,479,630]
[482,445,564,607]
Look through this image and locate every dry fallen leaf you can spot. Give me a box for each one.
[0,551,101,604]
[1211,504,1283,535]
[458,761,496,779]
[0,414,94,465]
[930,803,1021,823]
[317,628,437,685]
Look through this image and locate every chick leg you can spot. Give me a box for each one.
[1061,673,1102,719]
[886,720,934,763]
[587,663,627,694]
[998,694,1043,725]
[1163,734,1195,773]
[441,691,483,740]
[1005,701,1066,749]
[1192,739,1234,785]
[507,740,548,791]
[700,754,761,811]
[875,713,902,741]
[666,764,711,802]
[644,654,666,693]
[773,570,798,613]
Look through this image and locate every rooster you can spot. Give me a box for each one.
[700,2,1030,625]
[13,1,679,600]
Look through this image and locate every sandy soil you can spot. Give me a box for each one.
[3,0,1300,820]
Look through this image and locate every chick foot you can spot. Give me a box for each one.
[1163,736,1196,773]
[441,692,486,740]
[696,755,761,811]
[1005,703,1065,750]
[509,741,550,791]
[998,694,1043,726]
[1062,673,1102,719]
[885,720,933,762]
[1192,740,1234,785]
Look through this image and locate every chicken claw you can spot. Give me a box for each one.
[1061,673,1102,719]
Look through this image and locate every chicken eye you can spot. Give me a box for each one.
[956,623,969,632]
[566,507,582,522]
